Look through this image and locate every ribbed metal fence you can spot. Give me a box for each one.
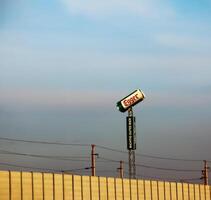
[0,170,210,199]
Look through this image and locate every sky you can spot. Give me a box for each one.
[0,0,211,182]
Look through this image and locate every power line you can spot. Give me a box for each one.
[97,156,120,163]
[97,156,201,172]
[0,136,205,177]
[3,160,199,183]
[180,177,202,182]
[0,136,209,163]
[0,162,91,173]
[96,145,204,162]
[96,170,117,173]
[136,153,203,162]
[0,149,90,162]
[123,171,201,182]
[0,162,62,172]
[96,145,126,154]
[135,163,201,172]
[62,167,92,173]
[130,172,201,182]
[0,136,89,147]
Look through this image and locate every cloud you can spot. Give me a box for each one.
[61,0,175,19]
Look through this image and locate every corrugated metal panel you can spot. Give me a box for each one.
[151,181,158,200]
[22,172,33,200]
[0,171,9,200]
[63,174,73,200]
[205,185,210,200]
[107,177,115,200]
[165,181,171,200]
[123,178,130,199]
[189,184,194,200]
[131,179,138,200]
[194,184,200,200]
[99,177,107,200]
[54,174,63,200]
[144,180,152,200]
[200,185,205,200]
[210,186,211,200]
[115,178,123,200]
[73,175,82,200]
[177,183,183,200]
[170,182,177,200]
[183,183,189,200]
[11,171,21,200]
[158,181,165,200]
[91,176,99,200]
[33,172,43,200]
[43,173,53,200]
[137,180,145,200]
[82,176,91,200]
[0,170,211,200]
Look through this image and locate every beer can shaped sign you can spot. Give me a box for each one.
[116,89,145,112]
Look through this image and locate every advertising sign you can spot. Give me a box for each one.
[126,116,136,150]
[116,89,145,112]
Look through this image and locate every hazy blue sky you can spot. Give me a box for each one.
[0,0,211,181]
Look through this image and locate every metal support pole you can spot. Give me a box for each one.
[118,161,124,178]
[128,150,136,179]
[132,150,136,178]
[128,150,132,178]
[128,108,136,179]
[202,160,209,185]
[91,144,96,176]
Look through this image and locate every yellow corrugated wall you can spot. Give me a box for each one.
[0,170,210,199]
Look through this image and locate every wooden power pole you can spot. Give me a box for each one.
[117,161,124,178]
[201,160,209,185]
[91,144,96,176]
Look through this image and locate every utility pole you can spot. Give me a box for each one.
[117,161,124,178]
[91,144,97,176]
[201,160,209,185]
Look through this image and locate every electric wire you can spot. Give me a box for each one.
[0,137,206,185]
[0,148,204,173]
[0,150,201,172]
[0,136,89,147]
[0,162,62,172]
[0,149,90,162]
[96,145,126,154]
[97,156,120,163]
[136,153,203,162]
[97,156,201,172]
[0,149,203,173]
[179,177,202,182]
[126,171,201,182]
[135,163,201,172]
[0,162,91,173]
[62,167,92,173]
[0,136,209,162]
[96,145,205,162]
